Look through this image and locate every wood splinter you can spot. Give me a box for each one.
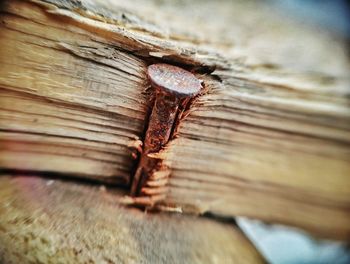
[130,63,202,206]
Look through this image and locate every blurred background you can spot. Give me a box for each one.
[271,0,349,39]
[0,0,350,264]
[238,2,349,263]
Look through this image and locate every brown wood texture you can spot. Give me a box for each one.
[0,0,349,239]
[0,175,265,263]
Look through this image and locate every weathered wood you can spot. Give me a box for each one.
[0,0,149,184]
[0,175,265,264]
[0,0,349,239]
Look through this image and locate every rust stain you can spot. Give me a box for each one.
[130,63,202,207]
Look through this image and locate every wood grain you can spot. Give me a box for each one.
[0,175,265,264]
[0,0,149,183]
[0,0,349,239]
[163,77,350,239]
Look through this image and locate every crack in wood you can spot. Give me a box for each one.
[128,66,206,208]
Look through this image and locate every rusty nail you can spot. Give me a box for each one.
[130,63,202,197]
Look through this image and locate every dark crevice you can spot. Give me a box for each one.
[202,212,237,226]
[142,55,215,76]
[128,86,155,191]
[0,169,129,187]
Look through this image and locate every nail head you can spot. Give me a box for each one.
[147,63,202,97]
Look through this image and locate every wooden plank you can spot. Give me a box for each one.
[0,0,149,183]
[0,175,265,263]
[0,0,349,239]
[162,77,350,239]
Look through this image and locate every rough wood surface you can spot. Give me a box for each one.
[0,0,349,239]
[0,175,265,264]
[0,0,149,183]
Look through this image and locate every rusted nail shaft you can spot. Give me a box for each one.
[143,91,179,155]
[131,63,202,200]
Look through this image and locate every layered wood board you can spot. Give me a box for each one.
[0,0,349,239]
[0,176,265,263]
